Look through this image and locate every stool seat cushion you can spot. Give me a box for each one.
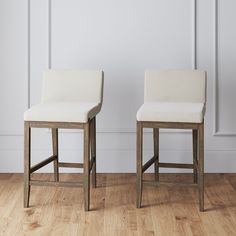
[24,102,101,123]
[136,102,205,123]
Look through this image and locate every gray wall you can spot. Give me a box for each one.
[0,0,236,173]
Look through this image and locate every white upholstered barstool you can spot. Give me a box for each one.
[136,70,206,211]
[24,70,104,211]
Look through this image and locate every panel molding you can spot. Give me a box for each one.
[27,0,31,109]
[192,0,197,70]
[48,0,52,69]
[213,0,236,136]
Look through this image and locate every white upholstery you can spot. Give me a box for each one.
[145,70,206,103]
[137,70,207,123]
[42,70,103,103]
[137,102,205,123]
[24,102,101,123]
[24,70,104,123]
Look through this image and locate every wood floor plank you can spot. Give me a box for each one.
[0,173,236,235]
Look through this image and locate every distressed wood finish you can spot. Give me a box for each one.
[193,129,198,183]
[52,128,59,181]
[30,155,57,173]
[198,122,204,211]
[153,128,159,181]
[23,118,97,211]
[83,122,90,211]
[58,162,83,168]
[143,180,198,187]
[136,120,205,211]
[158,162,194,169]
[142,156,158,173]
[142,121,200,129]
[30,180,83,188]
[136,121,143,208]
[24,122,31,208]
[91,117,96,187]
[1,173,236,235]
[28,121,84,129]
[89,156,96,172]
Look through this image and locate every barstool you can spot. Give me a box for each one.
[136,70,206,211]
[24,70,104,211]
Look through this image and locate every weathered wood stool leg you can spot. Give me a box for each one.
[84,122,90,211]
[24,122,31,208]
[52,128,59,182]
[136,121,143,208]
[153,128,159,181]
[198,123,204,211]
[91,117,96,188]
[192,129,198,183]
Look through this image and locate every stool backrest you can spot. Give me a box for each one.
[42,70,104,104]
[144,70,206,103]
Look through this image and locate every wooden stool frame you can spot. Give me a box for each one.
[24,116,96,211]
[136,120,204,211]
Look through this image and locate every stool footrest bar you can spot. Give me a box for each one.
[58,162,83,168]
[89,156,95,172]
[30,155,57,173]
[30,180,83,188]
[143,180,198,187]
[159,162,194,169]
[142,155,158,173]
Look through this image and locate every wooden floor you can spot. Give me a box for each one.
[0,173,236,236]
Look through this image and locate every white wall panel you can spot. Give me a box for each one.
[51,0,194,131]
[30,0,49,105]
[216,0,236,133]
[0,0,28,135]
